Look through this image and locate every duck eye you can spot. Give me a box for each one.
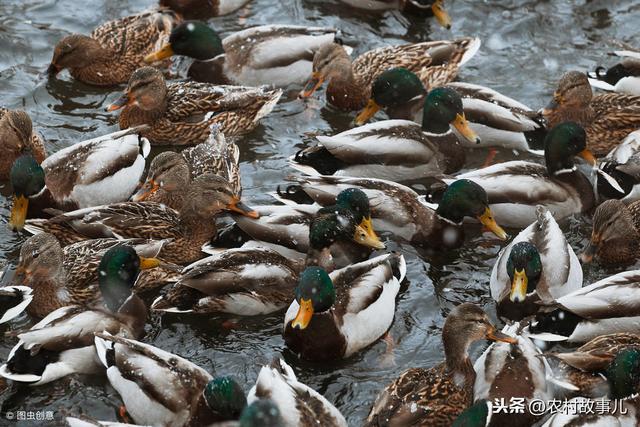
[32,250,39,259]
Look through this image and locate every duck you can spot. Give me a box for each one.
[275,175,508,247]
[9,232,176,319]
[541,395,640,427]
[596,129,640,202]
[451,400,492,427]
[132,127,241,209]
[24,174,258,265]
[580,199,640,266]
[545,333,640,398]
[159,0,252,18]
[528,269,640,343]
[449,122,597,228]
[355,67,546,152]
[106,66,282,144]
[490,206,582,321]
[144,20,345,87]
[364,303,516,427]
[337,0,451,29]
[0,246,154,385]
[542,70,640,156]
[290,87,478,181]
[473,324,553,427]
[0,286,33,325]
[283,253,405,361]
[94,332,247,426]
[247,358,347,427]
[47,9,179,86]
[8,126,150,231]
[299,37,480,112]
[151,246,300,315]
[0,108,45,180]
[588,49,640,95]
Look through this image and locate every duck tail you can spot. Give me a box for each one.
[0,286,33,324]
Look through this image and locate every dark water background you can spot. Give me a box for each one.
[0,0,638,425]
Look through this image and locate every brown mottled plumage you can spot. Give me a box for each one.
[543,71,640,155]
[581,199,640,266]
[0,108,45,180]
[48,9,179,86]
[159,0,252,19]
[109,66,282,144]
[365,303,516,427]
[14,233,176,318]
[301,38,479,111]
[25,174,257,265]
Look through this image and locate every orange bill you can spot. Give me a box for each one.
[291,298,314,329]
[300,72,324,98]
[227,197,259,219]
[144,43,175,63]
[9,195,28,231]
[355,99,381,125]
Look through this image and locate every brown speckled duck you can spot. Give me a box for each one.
[365,303,516,427]
[299,37,480,111]
[0,109,45,181]
[48,9,179,86]
[542,71,640,156]
[107,66,282,144]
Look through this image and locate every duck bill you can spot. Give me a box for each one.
[354,218,385,249]
[509,269,528,303]
[131,180,159,202]
[541,98,559,116]
[291,298,314,330]
[486,327,517,344]
[144,43,175,63]
[578,149,597,167]
[106,93,133,112]
[300,72,324,98]
[580,238,598,263]
[15,264,31,281]
[452,113,481,144]
[355,99,381,125]
[9,195,29,231]
[478,207,507,240]
[139,256,161,270]
[432,0,452,29]
[227,197,259,219]
[47,63,61,76]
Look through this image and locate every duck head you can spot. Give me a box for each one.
[107,67,168,112]
[542,71,593,119]
[9,155,45,231]
[16,233,64,284]
[506,242,542,302]
[203,376,247,421]
[581,199,638,265]
[300,43,351,98]
[422,87,480,144]
[544,122,595,175]
[238,400,284,427]
[335,188,381,248]
[145,21,223,63]
[291,266,336,330]
[132,151,190,203]
[187,173,258,219]
[48,34,106,76]
[606,348,640,399]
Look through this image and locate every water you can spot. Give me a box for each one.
[0,0,638,425]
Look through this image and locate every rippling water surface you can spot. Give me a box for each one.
[0,0,639,425]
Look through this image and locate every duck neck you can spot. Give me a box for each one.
[119,89,168,128]
[546,104,595,130]
[305,246,335,272]
[178,203,218,245]
[442,324,476,389]
[116,294,147,338]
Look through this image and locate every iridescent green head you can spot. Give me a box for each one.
[336,188,370,222]
[606,348,640,399]
[291,266,335,329]
[10,155,44,198]
[506,242,542,303]
[422,88,480,143]
[310,207,384,251]
[372,68,425,108]
[145,21,223,62]
[544,122,595,175]
[203,376,247,420]
[452,399,490,427]
[239,400,284,427]
[436,180,507,240]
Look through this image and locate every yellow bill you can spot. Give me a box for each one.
[300,72,324,98]
[509,269,528,302]
[139,256,161,270]
[452,113,480,144]
[9,195,29,231]
[432,0,452,29]
[355,99,381,125]
[227,197,260,219]
[291,298,314,329]
[131,180,159,202]
[478,207,507,240]
[578,148,597,167]
[354,217,385,249]
[144,43,175,63]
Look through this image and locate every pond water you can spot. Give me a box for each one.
[0,0,638,425]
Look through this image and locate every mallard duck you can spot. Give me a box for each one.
[299,37,480,111]
[490,206,582,321]
[247,358,347,427]
[0,108,45,180]
[48,9,179,86]
[545,333,640,398]
[151,246,300,315]
[541,395,640,427]
[107,66,282,143]
[94,333,247,426]
[528,269,640,343]
[10,232,173,319]
[24,174,258,265]
[355,68,546,152]
[338,0,451,28]
[0,286,33,324]
[159,0,252,18]
[291,87,479,181]
[144,21,345,87]
[0,246,153,385]
[364,303,516,427]
[542,71,640,156]
[276,175,508,246]
[452,400,492,427]
[132,127,241,209]
[580,199,640,266]
[283,253,405,361]
[596,129,640,202]
[473,324,553,427]
[588,50,640,95]
[8,127,150,231]
[450,122,596,228]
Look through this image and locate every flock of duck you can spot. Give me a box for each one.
[1,0,640,426]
